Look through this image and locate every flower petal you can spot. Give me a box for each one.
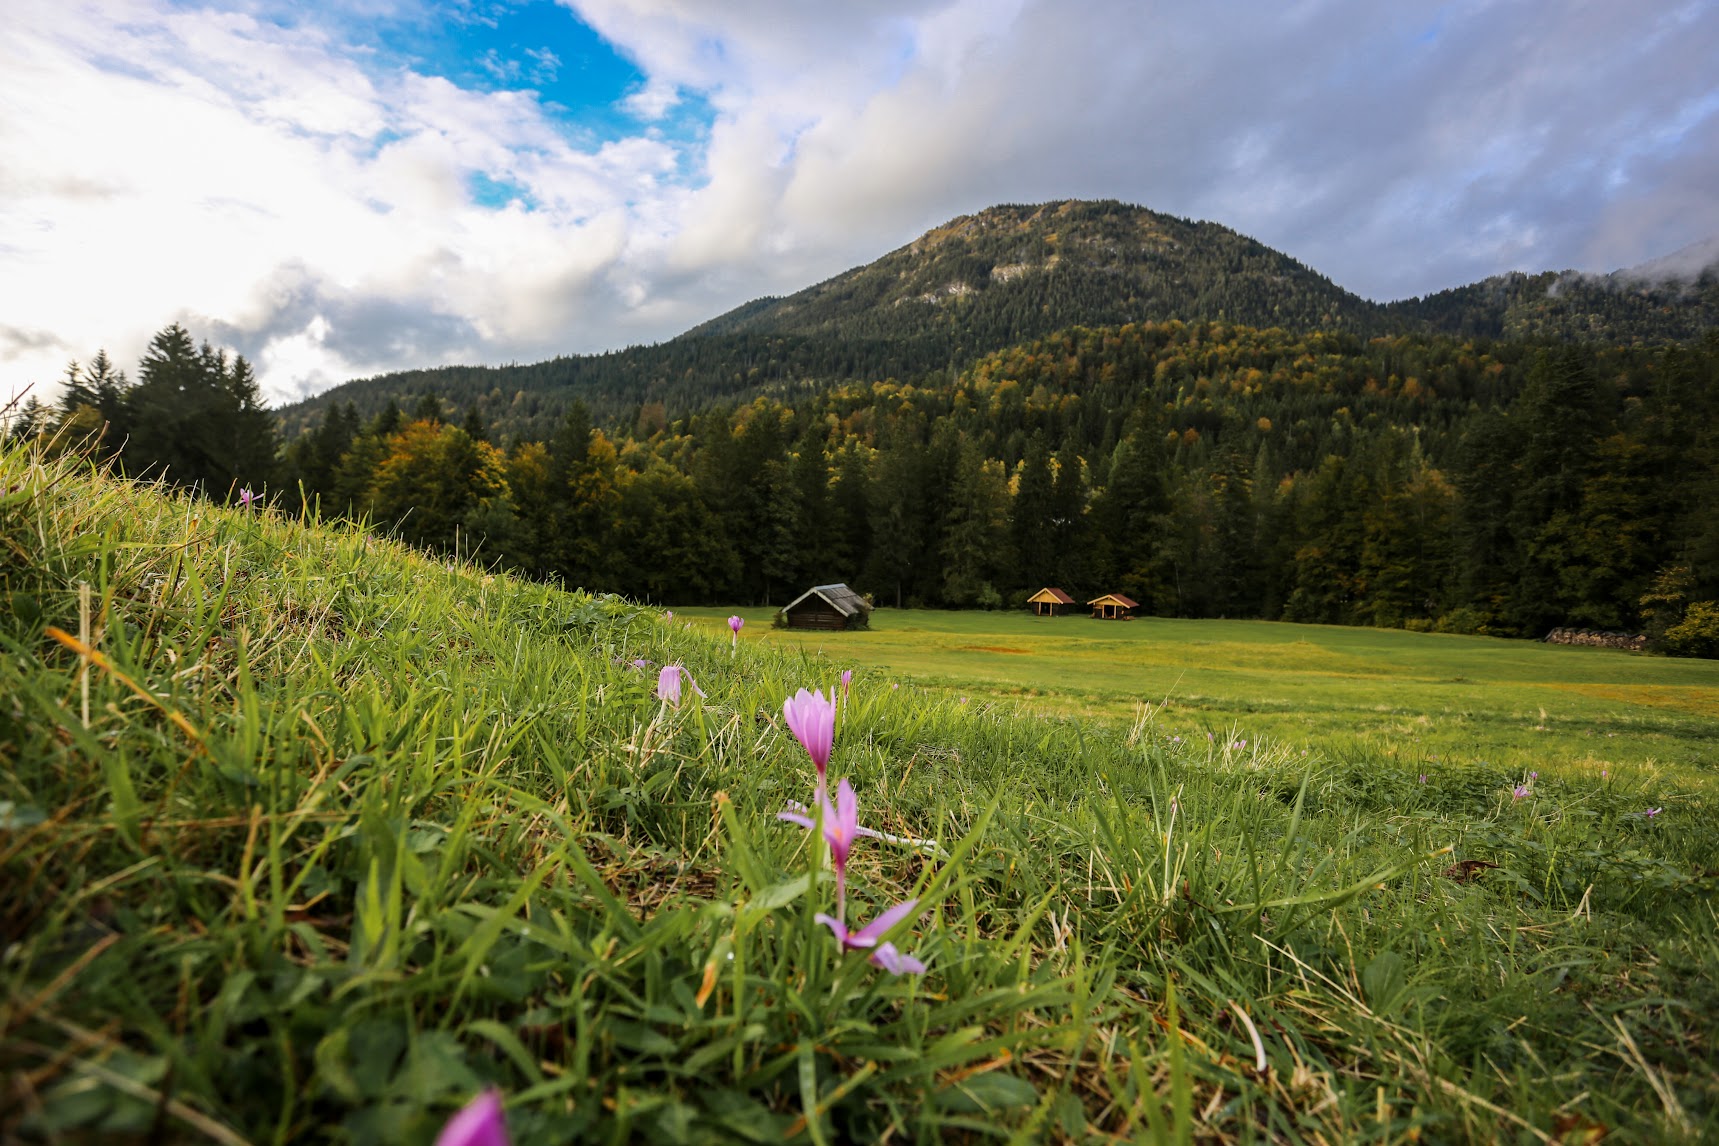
[851,898,920,947]
[813,912,848,946]
[783,688,835,771]
[868,942,926,975]
[436,1089,509,1146]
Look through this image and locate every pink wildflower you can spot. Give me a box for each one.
[816,899,924,974]
[783,687,836,785]
[777,779,865,920]
[437,1089,509,1146]
[656,664,704,707]
[868,942,927,975]
[1512,785,1530,799]
[237,487,256,508]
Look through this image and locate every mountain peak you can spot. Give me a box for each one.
[682,198,1370,345]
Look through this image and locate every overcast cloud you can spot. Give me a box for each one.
[3,0,1716,406]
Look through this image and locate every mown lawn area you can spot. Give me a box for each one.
[679,606,1719,783]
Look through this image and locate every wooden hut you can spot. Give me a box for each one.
[780,583,872,631]
[1027,587,1076,616]
[1087,593,1138,620]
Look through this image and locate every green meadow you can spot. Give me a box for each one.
[4,440,1717,1143]
[688,607,1719,784]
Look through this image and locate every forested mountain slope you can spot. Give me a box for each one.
[276,200,1717,444]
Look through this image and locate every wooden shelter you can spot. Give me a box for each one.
[780,583,872,631]
[1088,593,1138,620]
[1027,587,1076,616]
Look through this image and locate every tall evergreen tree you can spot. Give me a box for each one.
[940,438,1012,606]
[124,323,274,496]
[1010,433,1057,592]
[1506,348,1606,633]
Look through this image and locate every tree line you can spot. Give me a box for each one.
[11,323,275,499]
[16,319,1719,656]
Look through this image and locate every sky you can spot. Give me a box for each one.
[3,0,1717,408]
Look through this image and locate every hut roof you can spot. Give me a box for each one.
[1087,593,1140,608]
[781,583,871,617]
[1028,587,1076,605]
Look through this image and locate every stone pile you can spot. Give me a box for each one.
[1542,627,1648,650]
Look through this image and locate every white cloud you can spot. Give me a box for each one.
[621,75,680,120]
[3,0,1716,411]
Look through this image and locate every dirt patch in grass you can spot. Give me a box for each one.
[1545,682,1719,718]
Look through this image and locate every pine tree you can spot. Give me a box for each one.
[412,393,445,424]
[940,439,1011,605]
[1010,434,1056,592]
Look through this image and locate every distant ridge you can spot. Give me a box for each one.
[1614,235,1719,283]
[279,200,1719,441]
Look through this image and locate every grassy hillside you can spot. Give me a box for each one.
[688,608,1719,781]
[3,442,1717,1143]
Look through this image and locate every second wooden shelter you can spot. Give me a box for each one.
[1087,593,1138,620]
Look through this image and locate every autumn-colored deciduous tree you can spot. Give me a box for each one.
[369,420,510,554]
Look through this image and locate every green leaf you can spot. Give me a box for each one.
[462,1018,544,1084]
[935,1071,1038,1113]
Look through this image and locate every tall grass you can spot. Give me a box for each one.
[2,439,1714,1143]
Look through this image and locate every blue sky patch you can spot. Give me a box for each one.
[467,169,535,209]
[201,0,715,149]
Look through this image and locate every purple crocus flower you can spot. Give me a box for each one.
[437,1089,509,1146]
[1512,785,1530,799]
[663,610,673,621]
[840,669,853,699]
[816,898,923,973]
[729,614,743,649]
[777,779,867,919]
[656,664,705,707]
[783,687,835,785]
[779,795,880,840]
[1419,773,1428,784]
[825,779,859,919]
[237,487,256,508]
[1529,771,1539,780]
[1643,807,1662,818]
